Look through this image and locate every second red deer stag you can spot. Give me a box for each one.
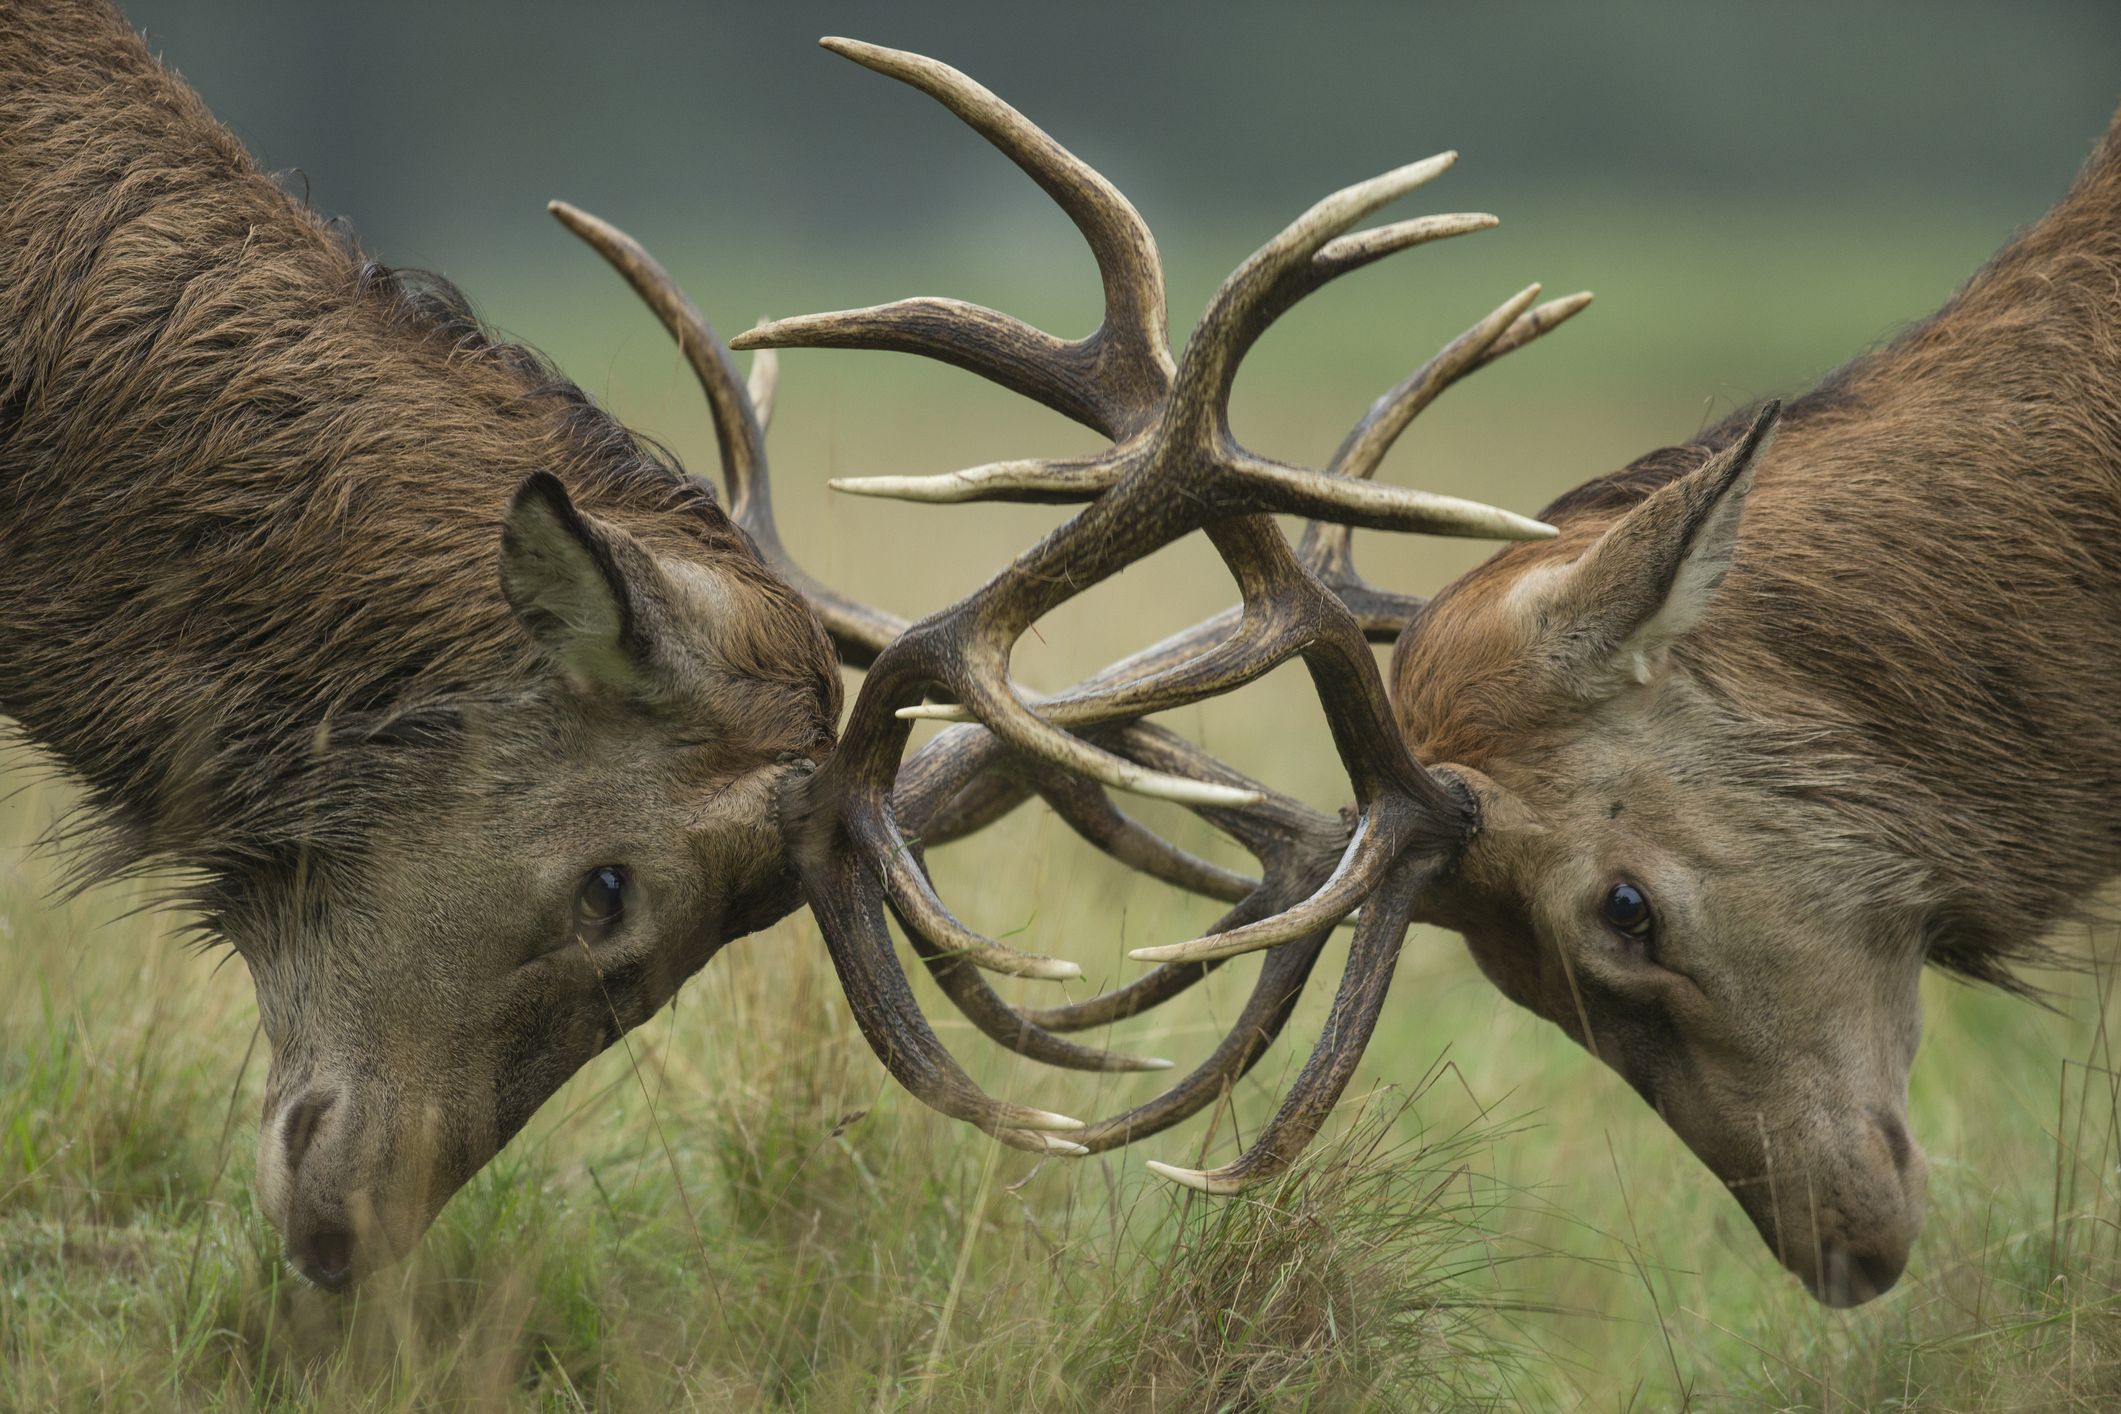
[732,44,2121,1307]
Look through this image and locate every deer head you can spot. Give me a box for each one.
[1392,406,1931,1305]
[245,457,842,1288]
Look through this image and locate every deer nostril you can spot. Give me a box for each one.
[1816,1239,1908,1307]
[282,1090,336,1175]
[1871,1106,1913,1175]
[294,1224,355,1291]
[1854,1243,1906,1296]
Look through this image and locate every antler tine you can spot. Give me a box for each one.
[1022,764,1254,905]
[876,777,1343,1147]
[729,38,1172,440]
[862,680,1348,1071]
[829,456,1112,506]
[1293,286,1595,640]
[1147,856,1426,1190]
[824,211,1504,510]
[547,201,765,513]
[896,565,1368,738]
[891,726,1036,847]
[1328,282,1548,487]
[1170,153,1462,415]
[894,911,1177,1072]
[888,711,1356,1077]
[799,791,1095,1142]
[1019,721,1351,1032]
[892,839,1176,1073]
[746,346,779,434]
[548,200,905,667]
[822,160,1555,542]
[868,835,1083,982]
[1285,286,1594,642]
[862,710,1289,1066]
[1072,923,1334,1155]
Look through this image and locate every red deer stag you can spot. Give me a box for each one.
[727,43,2121,1307]
[1,10,1555,1286]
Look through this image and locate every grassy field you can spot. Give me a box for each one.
[5,203,2120,1410]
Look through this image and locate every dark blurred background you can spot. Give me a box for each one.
[125,2,2120,257]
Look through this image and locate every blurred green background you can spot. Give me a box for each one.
[117,0,2121,641]
[6,2,2121,1407]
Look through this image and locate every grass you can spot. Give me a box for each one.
[6,204,2121,1408]
[0,792,1565,1410]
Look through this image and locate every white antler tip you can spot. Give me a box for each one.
[1471,503,1562,542]
[1129,934,1246,964]
[1146,1160,1240,1194]
[1030,959,1084,982]
[894,702,974,722]
[1401,150,1457,183]
[829,475,973,503]
[1126,774,1261,809]
[1023,1109,1085,1133]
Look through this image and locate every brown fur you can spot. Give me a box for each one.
[0,2,837,884]
[0,0,839,1284]
[1391,107,2121,1303]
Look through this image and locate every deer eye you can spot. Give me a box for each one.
[1601,881,1654,942]
[574,866,628,937]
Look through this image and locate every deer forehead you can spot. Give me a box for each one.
[659,559,740,649]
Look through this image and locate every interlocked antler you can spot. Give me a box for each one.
[736,40,1586,1188]
[553,35,1587,1187]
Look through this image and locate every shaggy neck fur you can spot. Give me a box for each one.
[0,1,838,887]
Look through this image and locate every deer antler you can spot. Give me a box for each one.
[555,35,1587,1186]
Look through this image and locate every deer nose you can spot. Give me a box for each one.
[274,1087,363,1290]
[1816,1238,1909,1307]
[1872,1106,1916,1175]
[288,1218,356,1291]
[282,1089,336,1173]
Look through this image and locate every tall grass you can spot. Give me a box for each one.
[8,738,2119,1409]
[0,750,1564,1409]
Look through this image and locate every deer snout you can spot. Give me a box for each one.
[274,1088,356,1289]
[1742,1107,1930,1308]
[1814,1235,1910,1308]
[257,1081,466,1290]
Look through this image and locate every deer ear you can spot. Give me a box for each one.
[1534,401,1779,695]
[499,471,667,694]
